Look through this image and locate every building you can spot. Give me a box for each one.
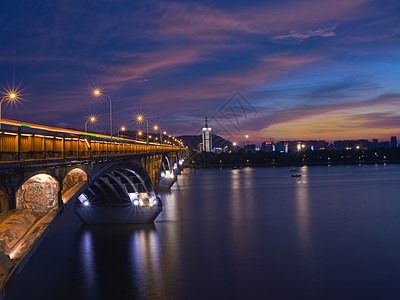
[391,136,397,148]
[275,140,328,152]
[202,117,212,152]
[244,144,256,152]
[334,140,368,150]
[261,141,275,152]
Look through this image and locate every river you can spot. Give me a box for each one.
[5,164,400,299]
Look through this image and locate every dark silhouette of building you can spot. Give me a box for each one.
[391,136,397,148]
[244,144,256,152]
[261,141,275,152]
[334,140,368,150]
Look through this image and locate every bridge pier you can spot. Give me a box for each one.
[57,182,63,209]
[7,192,15,211]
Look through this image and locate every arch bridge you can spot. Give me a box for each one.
[0,119,186,216]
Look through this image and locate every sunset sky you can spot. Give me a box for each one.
[1,0,400,143]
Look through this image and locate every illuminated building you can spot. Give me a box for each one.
[202,117,212,152]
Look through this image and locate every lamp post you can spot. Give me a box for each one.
[93,89,113,138]
[137,115,149,144]
[154,125,160,145]
[0,92,17,130]
[119,126,126,138]
[84,116,96,132]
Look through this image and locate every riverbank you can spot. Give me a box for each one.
[187,159,400,169]
[0,181,85,299]
[188,148,400,168]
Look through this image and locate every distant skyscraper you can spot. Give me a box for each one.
[391,136,397,148]
[202,117,212,152]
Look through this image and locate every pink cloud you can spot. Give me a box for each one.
[273,24,338,41]
[102,46,214,85]
[153,0,367,40]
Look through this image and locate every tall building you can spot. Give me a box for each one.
[261,141,275,152]
[391,136,397,148]
[202,117,212,152]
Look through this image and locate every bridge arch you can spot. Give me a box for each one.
[162,155,172,171]
[16,174,59,212]
[78,161,156,206]
[61,168,88,205]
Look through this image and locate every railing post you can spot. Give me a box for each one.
[62,134,66,160]
[17,127,21,161]
[43,135,46,160]
[89,137,92,160]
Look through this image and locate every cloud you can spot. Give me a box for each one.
[273,24,338,41]
[152,0,366,41]
[240,93,400,135]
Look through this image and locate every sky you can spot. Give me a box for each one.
[1,0,400,144]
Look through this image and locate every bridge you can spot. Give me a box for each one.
[0,118,187,292]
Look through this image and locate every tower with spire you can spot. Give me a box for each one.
[202,117,212,152]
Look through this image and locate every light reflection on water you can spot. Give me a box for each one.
[6,165,400,300]
[79,230,99,300]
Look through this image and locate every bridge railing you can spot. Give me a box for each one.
[0,119,184,162]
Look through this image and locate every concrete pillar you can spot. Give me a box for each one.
[57,181,63,209]
[8,192,16,210]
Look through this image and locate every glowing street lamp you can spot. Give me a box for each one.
[0,91,18,129]
[244,133,249,147]
[84,116,96,132]
[154,125,163,145]
[93,89,113,138]
[137,115,149,144]
[119,126,126,137]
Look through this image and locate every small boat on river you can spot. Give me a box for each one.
[291,173,302,177]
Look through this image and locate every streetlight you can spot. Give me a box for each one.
[137,115,149,144]
[0,91,18,129]
[93,89,113,138]
[138,131,143,140]
[84,116,96,132]
[119,126,126,138]
[154,125,163,145]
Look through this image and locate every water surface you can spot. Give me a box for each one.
[5,164,400,299]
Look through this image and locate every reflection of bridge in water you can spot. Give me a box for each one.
[0,118,187,294]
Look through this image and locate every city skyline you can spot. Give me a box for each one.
[1,0,400,143]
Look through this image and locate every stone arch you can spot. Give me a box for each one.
[16,174,59,212]
[61,168,88,205]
